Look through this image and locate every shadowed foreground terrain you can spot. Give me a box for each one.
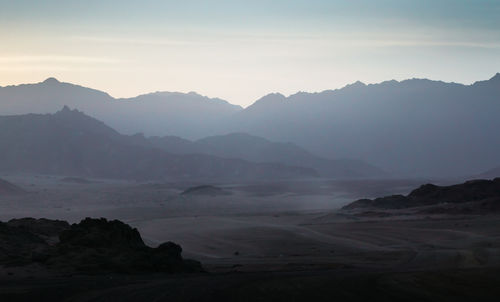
[1,177,500,301]
[0,217,202,274]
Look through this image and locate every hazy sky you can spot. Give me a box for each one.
[1,0,499,106]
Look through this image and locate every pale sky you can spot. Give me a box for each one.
[1,0,499,107]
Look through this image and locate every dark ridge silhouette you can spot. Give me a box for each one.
[0,108,317,181]
[181,185,231,196]
[343,178,500,211]
[0,178,24,195]
[0,217,202,274]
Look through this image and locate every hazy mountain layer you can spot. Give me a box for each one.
[131,132,385,178]
[0,108,316,181]
[221,74,500,177]
[1,74,499,177]
[0,78,241,138]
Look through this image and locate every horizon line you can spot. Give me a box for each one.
[1,72,498,109]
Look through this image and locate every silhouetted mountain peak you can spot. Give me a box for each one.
[472,73,500,88]
[248,93,286,109]
[347,80,366,88]
[491,73,500,82]
[42,77,60,84]
[55,105,81,116]
[379,79,399,86]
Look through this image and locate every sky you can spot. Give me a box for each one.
[1,0,499,107]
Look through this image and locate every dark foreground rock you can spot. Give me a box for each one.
[343,178,500,211]
[2,267,500,302]
[0,218,69,266]
[0,217,202,274]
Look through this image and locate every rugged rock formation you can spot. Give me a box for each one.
[0,217,202,274]
[343,178,500,211]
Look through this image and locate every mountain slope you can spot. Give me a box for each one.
[2,74,500,178]
[0,178,24,195]
[0,108,316,181]
[221,73,500,177]
[0,78,242,138]
[127,132,384,178]
[194,133,384,178]
[476,167,500,179]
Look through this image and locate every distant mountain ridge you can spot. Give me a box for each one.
[0,107,316,181]
[220,73,500,177]
[0,78,241,138]
[1,73,499,178]
[131,132,385,178]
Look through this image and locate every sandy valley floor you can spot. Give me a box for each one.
[1,174,499,301]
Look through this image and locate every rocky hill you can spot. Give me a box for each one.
[343,178,500,213]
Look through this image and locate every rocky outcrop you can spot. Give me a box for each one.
[0,217,203,274]
[343,178,500,211]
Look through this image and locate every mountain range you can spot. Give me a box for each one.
[1,74,499,178]
[0,77,241,138]
[0,107,317,181]
[224,74,500,177]
[127,132,384,178]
